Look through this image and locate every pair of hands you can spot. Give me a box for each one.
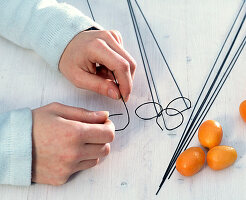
[32,30,136,185]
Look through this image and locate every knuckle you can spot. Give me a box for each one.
[131,59,137,71]
[110,30,121,38]
[48,102,62,109]
[51,181,64,186]
[109,30,115,34]
[73,122,83,135]
[52,177,67,186]
[91,38,105,49]
[60,150,80,163]
[119,60,130,73]
[102,30,112,39]
[103,144,110,156]
[113,30,121,37]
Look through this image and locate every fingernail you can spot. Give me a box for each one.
[108,89,119,100]
[95,111,109,117]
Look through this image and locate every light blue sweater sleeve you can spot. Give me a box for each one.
[0,0,101,186]
[0,0,101,68]
[0,109,32,186]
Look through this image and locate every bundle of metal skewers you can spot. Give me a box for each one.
[156,0,246,194]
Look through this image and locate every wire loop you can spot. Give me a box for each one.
[135,97,191,131]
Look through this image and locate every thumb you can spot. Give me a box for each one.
[51,103,109,124]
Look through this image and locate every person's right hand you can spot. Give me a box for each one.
[59,30,137,102]
[31,102,115,186]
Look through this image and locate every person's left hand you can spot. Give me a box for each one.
[59,30,137,102]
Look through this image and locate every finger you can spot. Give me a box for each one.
[73,158,99,173]
[98,30,136,80]
[74,67,121,100]
[86,61,97,74]
[78,143,110,161]
[79,61,97,75]
[96,65,115,80]
[88,39,132,101]
[82,119,115,144]
[109,30,123,46]
[60,118,115,144]
[48,102,109,124]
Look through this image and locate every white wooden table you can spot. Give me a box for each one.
[0,0,245,199]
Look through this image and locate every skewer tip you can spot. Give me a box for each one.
[156,188,161,195]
